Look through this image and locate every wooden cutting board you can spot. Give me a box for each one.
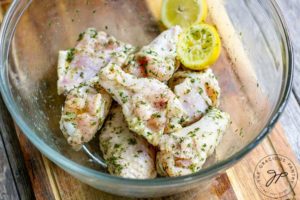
[10,123,299,200]
[0,1,299,200]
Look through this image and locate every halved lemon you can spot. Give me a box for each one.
[177,23,221,70]
[161,0,208,28]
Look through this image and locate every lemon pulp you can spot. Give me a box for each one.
[177,23,221,70]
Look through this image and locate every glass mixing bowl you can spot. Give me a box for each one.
[0,0,293,197]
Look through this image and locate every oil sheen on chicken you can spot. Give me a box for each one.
[156,108,230,177]
[60,84,111,150]
[100,106,157,179]
[98,61,187,146]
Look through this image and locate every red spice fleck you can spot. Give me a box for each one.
[137,56,148,77]
[138,66,147,77]
[154,98,168,109]
[138,56,148,67]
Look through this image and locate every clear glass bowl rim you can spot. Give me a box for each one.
[0,0,294,187]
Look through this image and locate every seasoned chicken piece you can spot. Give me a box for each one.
[57,28,135,95]
[60,84,112,150]
[169,69,220,125]
[157,108,230,177]
[124,26,182,82]
[99,106,156,179]
[98,61,187,146]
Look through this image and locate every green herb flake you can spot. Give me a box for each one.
[90,121,97,126]
[188,164,197,173]
[90,29,98,38]
[184,89,191,94]
[128,138,137,145]
[119,91,128,103]
[152,113,161,118]
[79,72,84,78]
[66,48,75,63]
[65,112,76,118]
[198,87,203,95]
[77,32,85,41]
[239,128,244,137]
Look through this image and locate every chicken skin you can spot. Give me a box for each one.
[156,108,230,177]
[124,26,182,82]
[57,28,135,95]
[60,84,111,150]
[98,61,187,146]
[100,106,156,179]
[169,69,220,125]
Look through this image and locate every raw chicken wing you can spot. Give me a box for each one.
[124,26,182,82]
[100,106,156,179]
[156,108,230,177]
[57,28,135,95]
[169,69,220,125]
[98,61,187,146]
[60,84,111,150]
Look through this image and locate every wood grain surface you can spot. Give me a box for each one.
[12,123,299,200]
[0,0,299,200]
[0,3,34,200]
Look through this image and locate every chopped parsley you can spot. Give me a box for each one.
[66,48,75,63]
[239,128,244,137]
[199,87,203,95]
[90,121,97,126]
[152,113,161,118]
[184,89,191,94]
[188,164,197,173]
[65,112,76,119]
[119,91,128,103]
[128,138,137,145]
[188,127,200,137]
[107,156,123,174]
[79,72,84,78]
[90,29,98,38]
[144,49,158,56]
[77,32,85,41]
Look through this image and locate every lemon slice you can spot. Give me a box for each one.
[161,0,207,28]
[177,23,221,70]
